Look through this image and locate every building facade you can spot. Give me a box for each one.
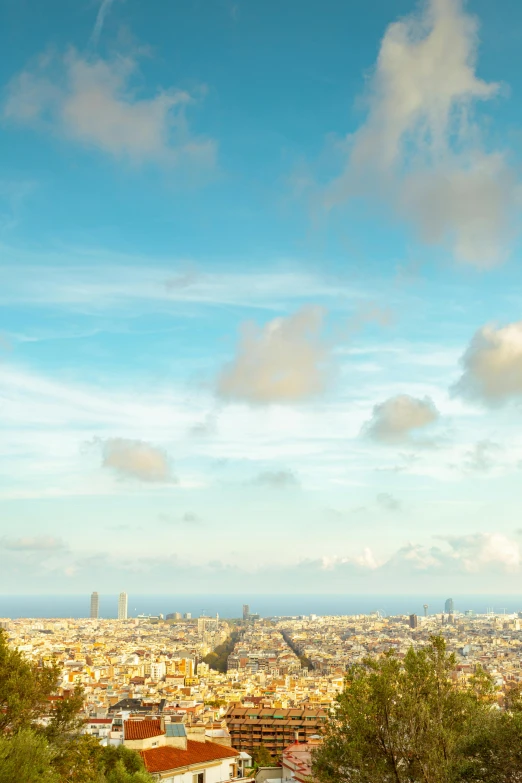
[90,591,99,619]
[118,592,128,620]
[224,706,327,757]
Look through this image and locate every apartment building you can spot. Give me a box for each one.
[224,706,327,756]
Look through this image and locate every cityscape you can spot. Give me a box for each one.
[3,597,522,777]
[3,0,522,779]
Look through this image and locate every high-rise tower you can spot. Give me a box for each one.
[118,592,128,620]
[242,604,249,620]
[90,591,99,619]
[444,598,454,614]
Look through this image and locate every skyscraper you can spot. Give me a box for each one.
[423,604,429,617]
[242,604,249,620]
[409,614,418,629]
[118,591,128,620]
[445,598,454,614]
[90,591,99,619]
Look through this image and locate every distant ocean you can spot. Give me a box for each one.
[0,594,521,620]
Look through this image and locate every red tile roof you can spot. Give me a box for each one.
[140,740,239,773]
[124,719,164,740]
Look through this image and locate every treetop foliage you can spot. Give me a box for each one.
[0,630,153,782]
[313,635,522,783]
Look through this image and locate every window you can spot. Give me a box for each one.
[193,773,204,783]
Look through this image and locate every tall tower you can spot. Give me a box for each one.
[409,614,418,629]
[90,591,99,619]
[423,604,429,617]
[242,604,249,621]
[118,592,128,620]
[445,598,454,615]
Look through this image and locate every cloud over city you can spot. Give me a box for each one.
[323,0,519,267]
[217,306,332,404]
[98,438,176,483]
[454,321,522,405]
[363,394,440,443]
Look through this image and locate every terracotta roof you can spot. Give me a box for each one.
[140,740,239,774]
[124,719,165,740]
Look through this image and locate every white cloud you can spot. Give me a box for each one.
[363,394,439,443]
[98,437,176,483]
[320,547,379,571]
[454,322,522,405]
[4,49,215,166]
[90,0,120,48]
[443,533,521,572]
[324,0,519,267]
[216,306,332,404]
[1,536,66,551]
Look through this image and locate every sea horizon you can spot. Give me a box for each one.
[1,593,521,620]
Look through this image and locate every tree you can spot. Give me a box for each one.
[312,637,494,783]
[456,684,522,783]
[0,630,154,782]
[252,743,276,767]
[0,629,59,733]
[0,728,60,783]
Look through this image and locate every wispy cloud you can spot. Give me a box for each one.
[251,470,300,488]
[1,535,67,551]
[4,49,215,167]
[90,0,121,48]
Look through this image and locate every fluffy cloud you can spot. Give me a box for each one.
[252,470,300,488]
[324,0,519,267]
[4,49,215,166]
[217,306,331,404]
[454,322,522,405]
[363,394,439,443]
[1,536,66,551]
[443,533,521,572]
[99,438,175,483]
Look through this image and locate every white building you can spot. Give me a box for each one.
[123,719,253,783]
[118,592,128,620]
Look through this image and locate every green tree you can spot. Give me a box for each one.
[0,630,153,782]
[252,743,276,767]
[0,728,60,783]
[0,630,59,733]
[456,684,522,783]
[202,632,240,673]
[312,637,494,783]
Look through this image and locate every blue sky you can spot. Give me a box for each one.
[2,0,522,595]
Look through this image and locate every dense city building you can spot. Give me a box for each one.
[225,706,327,755]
